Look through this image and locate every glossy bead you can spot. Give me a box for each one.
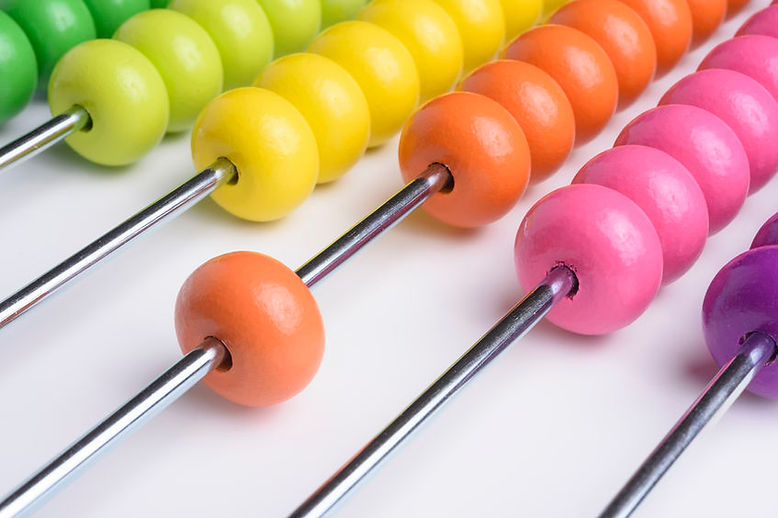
[503,24,618,143]
[738,5,778,39]
[549,0,656,106]
[0,12,37,123]
[617,0,692,72]
[256,53,369,184]
[359,0,463,101]
[175,251,325,407]
[169,0,273,89]
[515,184,663,335]
[460,60,575,181]
[3,0,96,84]
[114,9,223,133]
[700,35,778,102]
[703,247,778,400]
[192,87,318,221]
[321,0,364,28]
[727,0,748,15]
[309,21,419,148]
[616,105,749,234]
[257,0,321,56]
[752,213,778,249]
[432,0,505,72]
[399,92,530,228]
[573,145,708,283]
[660,69,778,194]
[48,39,168,166]
[500,0,543,40]
[686,0,726,43]
[150,0,167,5]
[82,0,149,38]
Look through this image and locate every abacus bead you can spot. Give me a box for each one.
[3,0,96,84]
[686,0,726,43]
[727,0,748,15]
[543,0,568,17]
[460,60,575,181]
[257,0,321,56]
[660,69,778,193]
[114,9,223,133]
[321,0,364,28]
[0,12,37,123]
[175,251,325,407]
[751,213,778,249]
[169,0,273,89]
[256,53,369,184]
[700,35,778,102]
[359,0,463,101]
[617,0,692,72]
[500,0,543,40]
[432,0,505,72]
[572,145,708,283]
[192,87,318,221]
[616,105,749,233]
[703,247,778,400]
[737,5,778,39]
[398,92,530,228]
[503,25,618,143]
[515,184,663,335]
[549,0,656,105]
[48,40,168,166]
[82,0,149,38]
[309,21,419,148]
[150,0,167,5]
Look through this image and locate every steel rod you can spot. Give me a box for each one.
[598,332,777,518]
[289,266,577,518]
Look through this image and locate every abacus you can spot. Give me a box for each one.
[0,0,775,517]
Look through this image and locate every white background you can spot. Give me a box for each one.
[1,4,777,517]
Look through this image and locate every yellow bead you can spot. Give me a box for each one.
[191,87,318,222]
[308,20,419,148]
[48,39,169,166]
[543,0,568,18]
[431,0,505,72]
[359,0,463,101]
[256,53,369,183]
[500,0,543,39]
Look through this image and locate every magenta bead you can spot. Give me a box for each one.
[700,36,778,102]
[703,246,778,399]
[514,184,663,336]
[737,5,778,39]
[616,104,749,233]
[572,145,708,284]
[660,69,778,193]
[751,212,778,248]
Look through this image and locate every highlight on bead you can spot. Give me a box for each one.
[432,0,505,72]
[617,0,692,72]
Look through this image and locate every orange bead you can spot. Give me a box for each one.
[549,0,656,106]
[617,0,692,72]
[686,0,726,43]
[502,25,618,143]
[399,91,530,227]
[460,60,575,181]
[175,252,325,407]
[727,0,749,16]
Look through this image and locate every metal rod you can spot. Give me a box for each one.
[0,106,90,173]
[598,332,777,518]
[289,266,578,518]
[0,158,236,331]
[0,337,228,518]
[297,163,451,288]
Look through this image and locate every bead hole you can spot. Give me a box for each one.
[436,163,455,194]
[223,158,239,186]
[555,262,580,298]
[76,105,93,133]
[210,337,234,372]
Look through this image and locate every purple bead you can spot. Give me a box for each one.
[703,246,778,399]
[751,213,778,248]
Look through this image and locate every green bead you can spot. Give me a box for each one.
[48,39,169,166]
[321,0,364,28]
[0,12,37,123]
[149,0,167,5]
[169,0,274,89]
[3,0,97,85]
[82,0,150,38]
[115,9,222,132]
[256,0,321,56]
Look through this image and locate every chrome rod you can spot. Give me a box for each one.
[598,332,777,518]
[290,266,577,518]
[0,158,236,330]
[0,106,90,173]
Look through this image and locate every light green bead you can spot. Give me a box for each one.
[321,0,364,28]
[169,0,274,89]
[48,39,169,166]
[256,0,321,56]
[114,9,223,132]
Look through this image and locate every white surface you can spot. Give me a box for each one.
[1,5,777,517]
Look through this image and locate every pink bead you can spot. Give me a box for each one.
[514,184,663,335]
[737,5,778,39]
[572,145,708,284]
[700,35,778,101]
[660,69,778,193]
[616,104,749,233]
